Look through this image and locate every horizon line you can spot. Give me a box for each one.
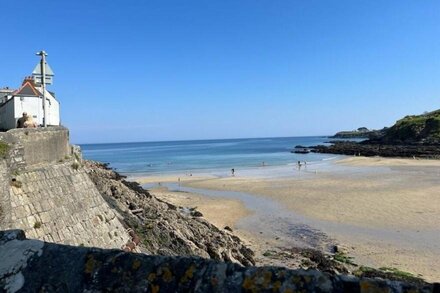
[77,134,332,146]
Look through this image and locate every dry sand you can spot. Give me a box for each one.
[150,186,252,230]
[137,157,440,282]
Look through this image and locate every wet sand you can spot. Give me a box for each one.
[137,157,440,282]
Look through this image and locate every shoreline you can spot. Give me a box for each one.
[136,156,440,282]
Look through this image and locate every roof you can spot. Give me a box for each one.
[12,78,42,97]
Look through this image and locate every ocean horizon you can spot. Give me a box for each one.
[80,136,351,177]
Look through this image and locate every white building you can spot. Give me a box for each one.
[0,77,60,130]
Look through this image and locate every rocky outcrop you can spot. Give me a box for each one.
[84,161,255,267]
[1,230,437,293]
[317,110,440,157]
[330,128,383,139]
[311,141,440,158]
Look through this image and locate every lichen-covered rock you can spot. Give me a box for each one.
[0,230,437,293]
[84,161,255,267]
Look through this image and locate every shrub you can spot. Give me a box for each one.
[34,221,42,229]
[71,162,80,170]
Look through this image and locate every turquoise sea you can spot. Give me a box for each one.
[80,136,341,177]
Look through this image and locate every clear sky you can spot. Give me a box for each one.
[1,1,439,143]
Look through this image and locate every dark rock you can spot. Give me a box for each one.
[310,142,440,158]
[191,211,203,217]
[83,160,255,266]
[0,230,436,293]
[224,226,233,232]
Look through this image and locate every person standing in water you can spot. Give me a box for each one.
[231,168,235,176]
[297,161,301,170]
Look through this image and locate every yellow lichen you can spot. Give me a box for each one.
[263,271,272,288]
[84,255,96,274]
[180,264,196,283]
[161,267,173,283]
[360,280,389,293]
[242,276,256,292]
[151,284,160,293]
[132,259,141,271]
[272,280,281,292]
[147,273,157,282]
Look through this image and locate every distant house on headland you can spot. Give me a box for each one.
[0,63,60,131]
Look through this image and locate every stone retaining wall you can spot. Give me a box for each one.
[0,127,132,249]
[0,160,130,249]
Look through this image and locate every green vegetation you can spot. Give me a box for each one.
[378,267,418,279]
[0,141,9,158]
[353,266,425,284]
[33,221,42,229]
[382,109,440,143]
[73,152,81,161]
[262,250,277,257]
[71,162,81,170]
[333,251,356,266]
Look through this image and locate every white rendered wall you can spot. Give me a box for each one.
[0,94,60,130]
[13,95,60,127]
[14,96,42,124]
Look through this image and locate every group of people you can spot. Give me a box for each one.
[16,112,37,128]
[297,160,307,170]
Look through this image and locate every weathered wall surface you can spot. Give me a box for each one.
[1,230,437,293]
[0,161,9,225]
[0,127,132,250]
[4,127,70,167]
[0,162,130,248]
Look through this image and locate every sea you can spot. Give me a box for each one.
[80,136,344,178]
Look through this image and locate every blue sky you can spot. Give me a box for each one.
[1,1,439,143]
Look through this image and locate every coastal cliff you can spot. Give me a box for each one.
[313,110,440,157]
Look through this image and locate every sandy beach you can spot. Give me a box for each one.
[137,157,440,282]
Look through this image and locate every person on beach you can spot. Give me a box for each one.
[231,168,235,176]
[297,161,301,170]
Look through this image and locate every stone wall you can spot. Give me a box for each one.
[1,230,437,293]
[4,127,70,167]
[0,161,130,249]
[0,161,9,225]
[0,127,132,250]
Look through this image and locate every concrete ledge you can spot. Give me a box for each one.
[0,230,438,293]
